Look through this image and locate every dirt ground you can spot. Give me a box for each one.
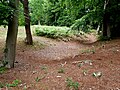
[0,30,120,90]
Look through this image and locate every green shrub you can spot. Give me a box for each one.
[34,26,72,40]
[70,14,91,33]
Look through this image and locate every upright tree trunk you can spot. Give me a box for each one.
[23,0,33,45]
[102,12,110,37]
[3,0,19,68]
[102,0,111,38]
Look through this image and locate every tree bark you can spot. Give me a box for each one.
[102,0,111,38]
[102,12,110,37]
[3,0,19,68]
[23,0,33,45]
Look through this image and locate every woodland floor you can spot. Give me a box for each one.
[0,27,120,90]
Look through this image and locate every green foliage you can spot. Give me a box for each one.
[35,75,46,82]
[30,0,44,25]
[0,79,22,88]
[58,68,65,73]
[40,66,47,70]
[66,78,79,90]
[23,0,120,38]
[71,14,91,33]
[78,63,83,68]
[81,49,95,54]
[0,82,5,88]
[18,3,25,26]
[0,66,7,74]
[1,0,119,39]
[35,26,72,40]
[98,35,111,41]
[57,16,73,27]
[0,0,13,25]
[35,77,41,82]
[6,79,21,87]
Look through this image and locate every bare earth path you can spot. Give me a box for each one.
[0,30,120,90]
[17,37,88,62]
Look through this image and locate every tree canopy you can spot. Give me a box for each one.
[1,0,120,36]
[27,0,120,37]
[0,0,14,25]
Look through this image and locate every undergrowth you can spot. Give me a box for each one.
[0,66,7,74]
[66,78,79,90]
[0,79,21,88]
[98,35,111,41]
[58,68,65,73]
[6,79,21,87]
[34,26,72,40]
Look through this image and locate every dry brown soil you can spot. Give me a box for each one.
[0,32,120,90]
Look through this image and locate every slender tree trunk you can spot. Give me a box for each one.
[38,20,41,25]
[3,0,19,68]
[97,24,101,35]
[23,0,33,45]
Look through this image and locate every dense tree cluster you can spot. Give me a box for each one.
[27,0,120,37]
[0,0,33,68]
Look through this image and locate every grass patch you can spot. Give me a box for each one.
[0,66,7,74]
[40,65,47,70]
[81,48,95,54]
[58,68,65,73]
[35,75,46,82]
[0,79,21,88]
[0,82,5,88]
[6,79,21,87]
[66,78,79,90]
